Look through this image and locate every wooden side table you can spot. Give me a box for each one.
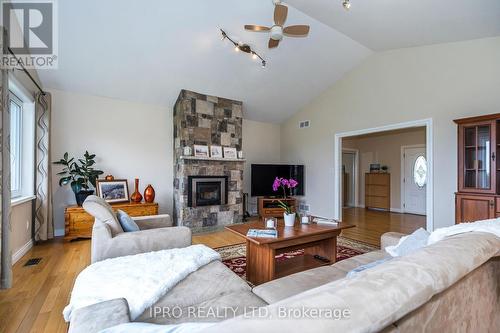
[64,202,159,240]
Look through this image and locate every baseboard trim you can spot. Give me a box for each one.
[12,239,34,265]
[54,228,65,237]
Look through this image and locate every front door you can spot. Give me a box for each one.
[403,146,427,215]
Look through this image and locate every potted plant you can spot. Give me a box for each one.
[272,177,299,227]
[54,151,104,206]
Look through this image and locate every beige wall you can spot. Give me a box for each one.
[343,128,426,210]
[242,120,281,214]
[280,37,500,230]
[50,89,280,233]
[11,201,32,261]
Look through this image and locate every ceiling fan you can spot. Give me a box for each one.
[244,0,310,49]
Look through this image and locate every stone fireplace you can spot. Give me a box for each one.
[173,89,244,229]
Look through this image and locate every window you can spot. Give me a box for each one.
[8,80,35,203]
[413,155,427,188]
[10,93,23,198]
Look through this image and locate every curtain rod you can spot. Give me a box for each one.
[7,47,46,96]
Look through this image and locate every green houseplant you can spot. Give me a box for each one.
[54,151,104,206]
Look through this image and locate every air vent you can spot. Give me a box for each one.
[299,120,310,128]
[24,258,42,267]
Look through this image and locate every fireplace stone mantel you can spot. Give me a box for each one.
[173,89,244,229]
[179,156,246,163]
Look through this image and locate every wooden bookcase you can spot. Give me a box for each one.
[455,113,500,223]
[257,197,297,219]
[365,173,390,211]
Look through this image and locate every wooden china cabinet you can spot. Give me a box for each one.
[455,113,500,223]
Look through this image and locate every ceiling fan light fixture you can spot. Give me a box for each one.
[342,0,351,10]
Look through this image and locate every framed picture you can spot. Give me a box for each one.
[370,163,381,173]
[194,145,209,158]
[223,147,237,159]
[96,179,130,203]
[210,145,223,158]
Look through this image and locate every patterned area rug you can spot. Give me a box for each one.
[215,236,378,279]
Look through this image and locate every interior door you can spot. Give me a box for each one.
[403,147,427,215]
[342,152,356,207]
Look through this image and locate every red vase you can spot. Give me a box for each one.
[144,184,155,203]
[130,178,143,203]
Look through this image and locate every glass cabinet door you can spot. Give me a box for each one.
[461,122,495,193]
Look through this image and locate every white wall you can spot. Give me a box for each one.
[280,37,500,230]
[51,89,280,232]
[242,119,281,214]
[343,127,426,210]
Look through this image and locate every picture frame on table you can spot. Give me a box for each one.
[96,179,130,203]
[210,145,223,158]
[194,145,209,158]
[223,147,237,159]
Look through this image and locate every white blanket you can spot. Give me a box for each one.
[427,218,500,245]
[63,244,221,322]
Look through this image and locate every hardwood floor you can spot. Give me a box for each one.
[341,207,426,247]
[0,207,424,333]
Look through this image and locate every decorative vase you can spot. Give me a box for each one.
[105,175,115,180]
[144,184,155,203]
[283,213,296,227]
[130,178,143,203]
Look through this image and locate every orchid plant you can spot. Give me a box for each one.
[272,177,299,215]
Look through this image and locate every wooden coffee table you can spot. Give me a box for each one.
[225,220,355,285]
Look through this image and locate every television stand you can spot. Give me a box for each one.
[258,197,297,219]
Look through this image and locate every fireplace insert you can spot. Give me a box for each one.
[188,176,228,207]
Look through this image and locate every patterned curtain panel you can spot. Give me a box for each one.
[34,92,53,242]
[0,37,12,288]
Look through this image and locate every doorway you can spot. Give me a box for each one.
[402,145,427,215]
[334,118,433,232]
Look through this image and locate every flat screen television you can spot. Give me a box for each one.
[251,164,304,197]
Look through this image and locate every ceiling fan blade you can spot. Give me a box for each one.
[268,38,280,49]
[274,4,288,26]
[283,25,310,36]
[244,25,270,32]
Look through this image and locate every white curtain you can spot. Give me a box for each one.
[34,92,53,241]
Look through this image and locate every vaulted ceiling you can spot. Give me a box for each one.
[38,0,500,123]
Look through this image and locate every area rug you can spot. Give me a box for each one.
[215,236,378,279]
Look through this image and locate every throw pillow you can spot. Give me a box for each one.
[116,210,140,232]
[385,228,430,257]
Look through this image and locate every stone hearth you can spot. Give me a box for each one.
[173,89,244,229]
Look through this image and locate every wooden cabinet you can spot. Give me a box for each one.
[365,173,390,211]
[455,113,500,223]
[455,194,495,223]
[65,202,159,240]
[258,198,297,219]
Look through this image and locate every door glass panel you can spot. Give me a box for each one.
[413,156,427,188]
[477,125,490,189]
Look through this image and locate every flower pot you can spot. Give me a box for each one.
[75,190,94,206]
[283,213,296,227]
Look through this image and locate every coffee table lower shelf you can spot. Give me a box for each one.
[275,254,331,279]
